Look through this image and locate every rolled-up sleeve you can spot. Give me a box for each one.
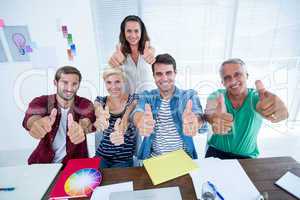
[22,96,48,131]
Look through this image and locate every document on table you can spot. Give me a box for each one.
[0,163,62,200]
[109,186,182,200]
[275,171,300,199]
[90,181,133,200]
[190,158,260,200]
[143,149,198,185]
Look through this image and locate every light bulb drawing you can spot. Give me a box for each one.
[12,33,26,55]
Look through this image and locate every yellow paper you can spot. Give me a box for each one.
[143,149,199,185]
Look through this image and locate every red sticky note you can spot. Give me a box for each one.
[0,19,4,28]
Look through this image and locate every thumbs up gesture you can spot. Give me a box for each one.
[109,43,125,67]
[255,80,288,122]
[29,108,57,139]
[110,118,125,146]
[182,100,201,136]
[94,103,110,132]
[142,41,155,65]
[67,114,85,144]
[135,104,155,136]
[210,94,233,134]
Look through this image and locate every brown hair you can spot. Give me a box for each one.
[151,54,177,75]
[119,15,150,55]
[55,66,82,82]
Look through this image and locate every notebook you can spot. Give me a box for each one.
[143,149,198,185]
[275,171,300,199]
[109,186,182,200]
[49,157,101,200]
[0,163,62,200]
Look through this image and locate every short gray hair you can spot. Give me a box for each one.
[219,58,246,77]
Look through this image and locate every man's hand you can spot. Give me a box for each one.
[110,118,125,146]
[182,100,201,136]
[29,108,57,139]
[67,114,85,144]
[108,43,125,67]
[142,41,155,65]
[255,80,288,122]
[94,103,110,132]
[135,104,155,136]
[210,94,233,134]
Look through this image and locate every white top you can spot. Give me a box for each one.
[151,99,184,157]
[52,108,69,163]
[122,54,155,94]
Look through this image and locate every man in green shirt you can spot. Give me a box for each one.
[205,58,288,159]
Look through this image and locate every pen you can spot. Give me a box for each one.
[0,187,15,191]
[207,181,225,200]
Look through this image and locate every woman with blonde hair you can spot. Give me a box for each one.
[94,67,138,168]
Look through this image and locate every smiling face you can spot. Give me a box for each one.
[221,63,248,97]
[124,21,141,47]
[153,63,176,94]
[104,74,125,98]
[54,73,80,101]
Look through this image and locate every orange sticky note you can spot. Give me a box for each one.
[67,49,73,61]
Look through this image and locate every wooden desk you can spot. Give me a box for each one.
[45,157,300,200]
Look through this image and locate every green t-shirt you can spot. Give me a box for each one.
[207,88,263,158]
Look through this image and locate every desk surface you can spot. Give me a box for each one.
[45,156,300,200]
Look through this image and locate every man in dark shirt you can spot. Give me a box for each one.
[22,66,95,164]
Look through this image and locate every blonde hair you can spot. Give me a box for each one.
[102,67,126,81]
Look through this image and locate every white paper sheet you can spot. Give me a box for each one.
[91,181,133,200]
[275,171,300,198]
[190,158,261,200]
[0,163,62,200]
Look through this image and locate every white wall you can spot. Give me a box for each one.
[0,0,100,152]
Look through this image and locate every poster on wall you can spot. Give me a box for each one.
[3,26,32,61]
[0,39,8,62]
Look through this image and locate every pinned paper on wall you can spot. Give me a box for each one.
[3,26,33,61]
[25,45,33,53]
[67,34,73,45]
[0,19,5,28]
[0,39,8,62]
[62,25,68,38]
[67,49,73,61]
[70,44,76,55]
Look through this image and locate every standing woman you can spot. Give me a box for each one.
[109,15,156,94]
[94,67,138,168]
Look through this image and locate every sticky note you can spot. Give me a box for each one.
[67,49,73,61]
[70,44,76,55]
[25,45,33,53]
[67,34,73,45]
[62,25,68,38]
[0,19,4,28]
[143,149,198,185]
